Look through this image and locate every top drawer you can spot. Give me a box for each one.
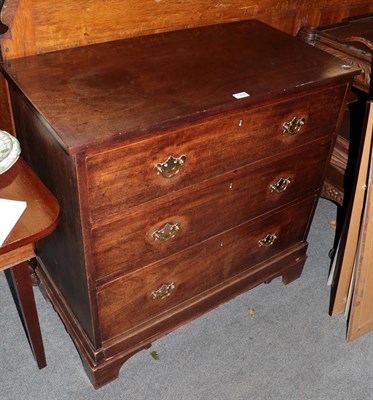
[86,85,345,225]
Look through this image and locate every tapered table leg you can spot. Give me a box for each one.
[10,261,46,369]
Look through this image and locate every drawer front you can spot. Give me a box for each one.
[97,196,315,340]
[92,139,331,280]
[87,85,345,224]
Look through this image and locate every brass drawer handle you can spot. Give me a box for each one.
[282,117,305,135]
[154,155,187,179]
[258,233,278,248]
[152,222,181,242]
[270,177,292,193]
[151,283,176,300]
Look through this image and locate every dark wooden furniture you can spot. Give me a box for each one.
[298,14,373,206]
[0,157,59,369]
[0,20,358,387]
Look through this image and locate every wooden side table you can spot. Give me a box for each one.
[0,157,59,368]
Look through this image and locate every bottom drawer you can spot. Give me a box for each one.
[97,196,316,340]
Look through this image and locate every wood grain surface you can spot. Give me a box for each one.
[1,0,373,59]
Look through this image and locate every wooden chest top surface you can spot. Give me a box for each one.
[1,19,358,153]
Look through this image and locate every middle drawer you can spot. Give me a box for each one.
[92,139,331,280]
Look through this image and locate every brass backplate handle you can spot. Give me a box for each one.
[258,233,278,248]
[152,222,181,242]
[270,177,292,193]
[154,155,187,179]
[151,283,176,300]
[282,117,305,135]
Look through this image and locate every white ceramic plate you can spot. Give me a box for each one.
[0,130,13,162]
[0,133,21,175]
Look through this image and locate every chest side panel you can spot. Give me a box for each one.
[9,88,96,345]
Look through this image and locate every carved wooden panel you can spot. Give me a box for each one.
[1,0,373,60]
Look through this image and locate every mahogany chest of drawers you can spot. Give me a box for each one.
[0,20,358,387]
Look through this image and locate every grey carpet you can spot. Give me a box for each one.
[1,199,372,400]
